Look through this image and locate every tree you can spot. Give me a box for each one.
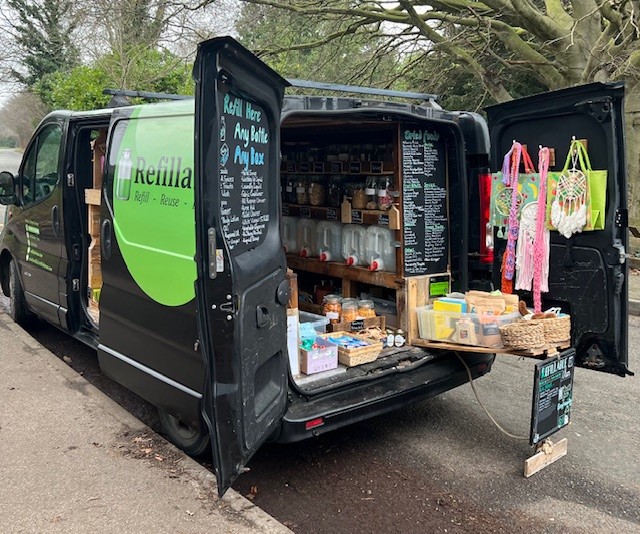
[231,0,640,230]
[0,92,49,148]
[5,0,80,86]
[37,49,194,111]
[236,2,401,87]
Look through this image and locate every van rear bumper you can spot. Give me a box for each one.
[275,351,495,443]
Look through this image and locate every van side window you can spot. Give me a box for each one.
[20,124,62,205]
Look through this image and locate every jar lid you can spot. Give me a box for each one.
[323,294,342,303]
[358,299,375,309]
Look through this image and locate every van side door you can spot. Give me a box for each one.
[193,37,290,495]
[487,83,630,376]
[11,119,66,326]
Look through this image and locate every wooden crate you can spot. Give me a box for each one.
[321,332,382,367]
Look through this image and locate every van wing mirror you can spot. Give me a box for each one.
[0,171,17,205]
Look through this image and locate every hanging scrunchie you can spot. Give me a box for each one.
[533,147,551,313]
[501,142,522,293]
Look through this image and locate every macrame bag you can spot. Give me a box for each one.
[490,146,541,239]
[546,139,607,237]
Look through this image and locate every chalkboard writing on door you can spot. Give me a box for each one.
[218,89,271,255]
[401,126,448,276]
[530,349,575,445]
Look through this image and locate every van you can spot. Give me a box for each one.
[0,37,630,495]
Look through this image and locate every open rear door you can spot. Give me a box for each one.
[487,83,630,376]
[193,37,290,495]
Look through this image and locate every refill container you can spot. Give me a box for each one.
[282,216,299,254]
[366,226,396,272]
[115,148,133,200]
[317,221,343,262]
[297,218,318,258]
[342,224,368,266]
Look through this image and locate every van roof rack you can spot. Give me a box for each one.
[286,79,438,102]
[103,88,191,105]
[102,82,438,107]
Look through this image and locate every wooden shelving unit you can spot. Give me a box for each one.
[286,255,404,290]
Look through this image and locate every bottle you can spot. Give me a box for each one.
[377,176,394,210]
[115,149,132,200]
[365,176,378,209]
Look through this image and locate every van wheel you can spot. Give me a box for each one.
[157,408,210,457]
[8,259,31,326]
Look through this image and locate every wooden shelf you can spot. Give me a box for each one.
[410,339,570,359]
[287,255,404,290]
[282,203,341,221]
[282,160,394,175]
[341,200,400,229]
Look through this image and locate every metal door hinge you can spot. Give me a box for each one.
[72,279,80,291]
[72,243,81,261]
[67,173,75,187]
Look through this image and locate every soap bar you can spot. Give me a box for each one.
[433,298,467,313]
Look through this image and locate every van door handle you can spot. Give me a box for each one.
[51,205,60,237]
[256,305,270,328]
[101,219,112,260]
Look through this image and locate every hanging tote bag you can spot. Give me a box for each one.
[546,139,607,237]
[491,145,541,239]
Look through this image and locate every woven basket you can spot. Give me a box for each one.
[534,315,571,344]
[499,320,545,350]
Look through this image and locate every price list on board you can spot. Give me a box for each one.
[401,127,448,276]
[218,89,271,254]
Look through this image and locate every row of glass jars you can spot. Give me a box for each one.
[322,295,376,324]
[283,175,394,210]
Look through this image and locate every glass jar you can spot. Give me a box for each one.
[322,294,342,324]
[342,299,358,322]
[308,175,326,206]
[327,176,343,207]
[351,183,367,209]
[284,175,297,204]
[296,176,309,205]
[377,176,394,210]
[365,176,378,209]
[358,299,376,318]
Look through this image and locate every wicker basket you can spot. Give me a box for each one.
[534,315,571,344]
[499,320,545,350]
[321,332,382,367]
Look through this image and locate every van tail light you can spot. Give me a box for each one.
[478,172,494,264]
[305,417,324,431]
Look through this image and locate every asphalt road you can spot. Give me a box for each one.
[1,288,637,533]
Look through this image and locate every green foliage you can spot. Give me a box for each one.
[37,66,110,111]
[36,49,194,111]
[236,3,399,88]
[8,0,79,87]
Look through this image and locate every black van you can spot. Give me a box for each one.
[0,37,630,495]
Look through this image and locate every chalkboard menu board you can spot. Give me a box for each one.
[401,126,448,276]
[218,89,271,255]
[530,349,575,445]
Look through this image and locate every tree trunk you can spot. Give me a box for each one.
[624,80,640,251]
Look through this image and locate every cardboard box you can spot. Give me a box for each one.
[300,336,338,375]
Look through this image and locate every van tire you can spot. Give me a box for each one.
[157,408,210,457]
[8,259,32,326]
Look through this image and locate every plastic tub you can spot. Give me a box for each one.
[299,311,330,334]
[417,306,520,348]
